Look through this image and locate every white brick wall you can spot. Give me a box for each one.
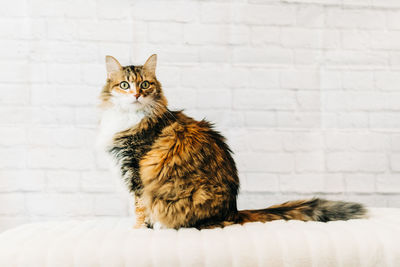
[1,0,400,232]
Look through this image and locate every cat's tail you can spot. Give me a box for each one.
[234,198,368,225]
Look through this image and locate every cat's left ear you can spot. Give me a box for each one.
[105,55,122,77]
[143,54,157,75]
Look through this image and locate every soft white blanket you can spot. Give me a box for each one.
[0,208,399,267]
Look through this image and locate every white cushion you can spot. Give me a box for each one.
[0,208,399,267]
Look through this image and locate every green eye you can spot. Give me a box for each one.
[120,81,130,90]
[141,81,150,89]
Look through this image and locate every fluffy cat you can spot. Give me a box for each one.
[98,54,367,229]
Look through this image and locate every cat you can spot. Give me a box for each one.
[98,54,367,229]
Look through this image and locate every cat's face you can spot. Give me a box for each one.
[101,54,167,113]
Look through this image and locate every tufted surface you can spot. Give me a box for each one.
[0,208,399,267]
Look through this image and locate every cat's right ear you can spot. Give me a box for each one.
[105,55,122,77]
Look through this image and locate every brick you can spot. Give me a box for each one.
[47,64,82,84]
[132,2,198,22]
[376,71,400,91]
[0,84,29,105]
[282,28,322,49]
[236,152,294,173]
[149,22,183,44]
[283,132,323,151]
[250,27,280,45]
[325,51,387,67]
[376,174,400,193]
[295,152,325,172]
[181,67,225,88]
[199,47,230,63]
[46,171,80,192]
[64,0,96,18]
[97,0,131,19]
[336,112,369,129]
[78,21,133,42]
[233,5,295,25]
[323,174,345,193]
[200,3,233,23]
[280,174,324,193]
[345,174,375,193]
[370,31,400,50]
[294,49,323,66]
[370,113,400,128]
[326,8,385,29]
[246,131,284,152]
[0,170,45,192]
[0,41,30,60]
[82,64,106,86]
[342,71,374,90]
[29,0,67,17]
[94,194,128,216]
[386,11,400,30]
[26,193,93,216]
[0,0,27,17]
[296,5,324,28]
[326,152,386,172]
[281,70,319,89]
[391,135,400,151]
[225,68,249,88]
[184,24,248,45]
[0,148,26,169]
[249,69,279,89]
[322,30,341,49]
[277,111,321,128]
[320,70,342,90]
[341,30,370,49]
[325,132,387,151]
[0,127,26,146]
[0,107,32,124]
[81,171,117,193]
[0,62,29,82]
[31,107,75,125]
[244,111,276,127]
[196,89,231,109]
[243,173,279,192]
[372,0,400,8]
[28,148,94,170]
[233,47,293,65]
[391,154,400,171]
[233,90,296,110]
[297,91,321,111]
[99,43,132,63]
[0,194,25,215]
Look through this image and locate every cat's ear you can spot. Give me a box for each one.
[105,55,122,77]
[143,54,157,75]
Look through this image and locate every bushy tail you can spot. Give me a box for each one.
[235,198,367,224]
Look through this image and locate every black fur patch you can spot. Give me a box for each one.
[108,111,179,195]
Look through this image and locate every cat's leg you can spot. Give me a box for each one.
[133,195,146,229]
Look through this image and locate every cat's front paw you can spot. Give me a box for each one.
[133,222,146,229]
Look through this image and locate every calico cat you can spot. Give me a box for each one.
[98,54,367,229]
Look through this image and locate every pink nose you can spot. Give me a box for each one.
[134,94,140,100]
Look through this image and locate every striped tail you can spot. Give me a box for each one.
[235,198,367,224]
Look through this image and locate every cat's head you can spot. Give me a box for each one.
[101,54,167,114]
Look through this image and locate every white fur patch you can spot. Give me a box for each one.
[96,93,145,151]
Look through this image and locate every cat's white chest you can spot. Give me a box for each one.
[96,106,144,150]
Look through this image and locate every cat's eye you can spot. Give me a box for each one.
[140,81,150,89]
[120,81,130,90]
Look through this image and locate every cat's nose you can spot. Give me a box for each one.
[134,93,140,100]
